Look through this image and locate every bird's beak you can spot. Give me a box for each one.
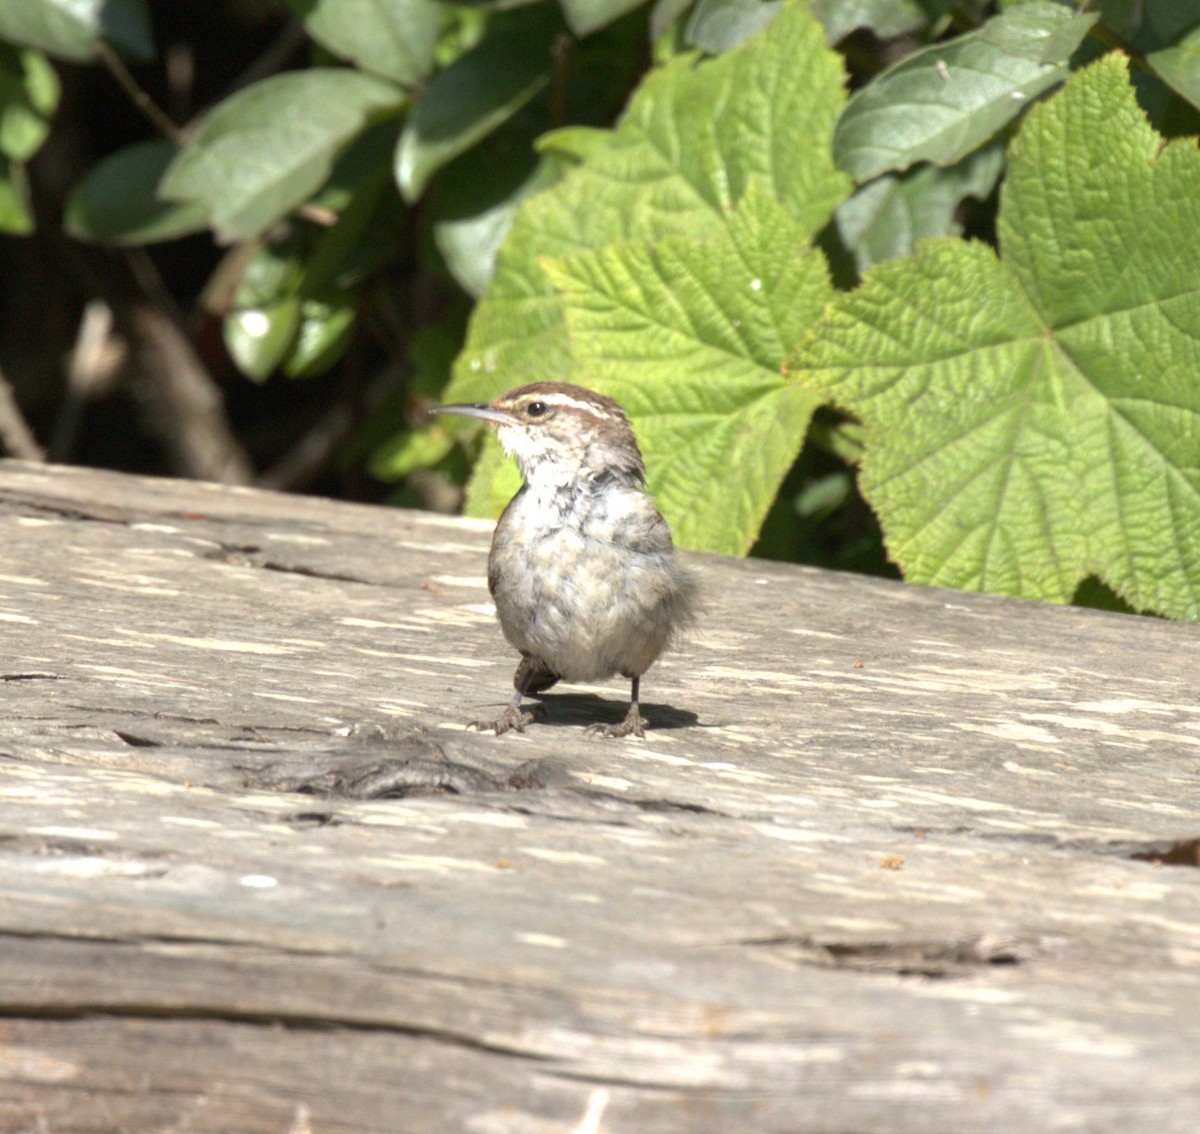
[430,402,512,426]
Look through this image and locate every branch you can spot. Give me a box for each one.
[94,41,184,146]
[0,363,45,461]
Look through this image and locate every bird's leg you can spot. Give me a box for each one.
[472,661,543,735]
[586,676,647,740]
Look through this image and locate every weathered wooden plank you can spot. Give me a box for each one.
[0,458,1197,1132]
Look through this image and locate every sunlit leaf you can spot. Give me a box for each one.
[287,0,441,86]
[796,57,1200,619]
[162,70,403,242]
[0,45,59,162]
[833,1,1096,181]
[0,0,154,62]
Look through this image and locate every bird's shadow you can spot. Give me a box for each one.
[533,691,698,731]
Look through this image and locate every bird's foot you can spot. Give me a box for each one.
[470,703,545,736]
[585,704,646,740]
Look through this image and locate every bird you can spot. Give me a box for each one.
[432,381,697,738]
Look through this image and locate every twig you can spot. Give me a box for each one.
[49,299,122,463]
[93,41,184,146]
[221,19,307,100]
[123,247,256,484]
[0,362,45,461]
[96,18,306,148]
[119,300,255,485]
[256,402,357,493]
[51,238,255,485]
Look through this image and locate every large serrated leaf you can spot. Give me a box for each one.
[0,0,154,62]
[543,184,829,554]
[287,0,441,86]
[442,2,849,518]
[795,55,1200,620]
[161,70,403,243]
[833,1,1096,181]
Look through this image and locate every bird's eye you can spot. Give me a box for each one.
[526,401,547,418]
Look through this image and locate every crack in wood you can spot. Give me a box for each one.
[0,1003,560,1063]
[113,730,163,748]
[892,824,1200,867]
[259,560,377,586]
[737,934,1029,978]
[1130,839,1200,867]
[0,492,131,524]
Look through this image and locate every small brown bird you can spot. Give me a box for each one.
[433,381,696,738]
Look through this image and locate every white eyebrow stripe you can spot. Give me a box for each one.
[540,394,621,419]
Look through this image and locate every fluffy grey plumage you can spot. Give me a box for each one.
[434,381,696,737]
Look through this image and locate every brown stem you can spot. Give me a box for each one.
[94,41,184,146]
[0,363,45,461]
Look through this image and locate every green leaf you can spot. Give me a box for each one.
[0,45,58,162]
[64,140,211,244]
[560,0,648,36]
[370,310,469,480]
[307,118,402,216]
[795,55,1200,620]
[534,125,612,164]
[684,0,784,52]
[464,437,523,520]
[224,299,303,383]
[428,116,585,299]
[0,155,33,234]
[834,142,1004,272]
[650,0,693,41]
[431,143,550,298]
[445,1,848,430]
[233,236,306,308]
[161,70,403,242]
[394,22,554,202]
[1148,25,1200,112]
[543,183,830,553]
[1055,0,1197,50]
[1143,0,1200,47]
[286,0,441,86]
[833,1,1097,181]
[810,0,928,43]
[373,424,457,479]
[283,294,357,378]
[301,125,398,291]
[219,139,389,383]
[0,0,153,62]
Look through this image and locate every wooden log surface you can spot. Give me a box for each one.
[0,457,1197,1133]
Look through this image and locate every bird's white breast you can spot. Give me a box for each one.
[489,480,685,683]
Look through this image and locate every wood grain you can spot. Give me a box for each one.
[0,458,1197,1132]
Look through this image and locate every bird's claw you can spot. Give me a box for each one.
[584,707,646,740]
[470,704,544,735]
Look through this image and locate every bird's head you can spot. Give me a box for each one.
[433,381,645,489]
